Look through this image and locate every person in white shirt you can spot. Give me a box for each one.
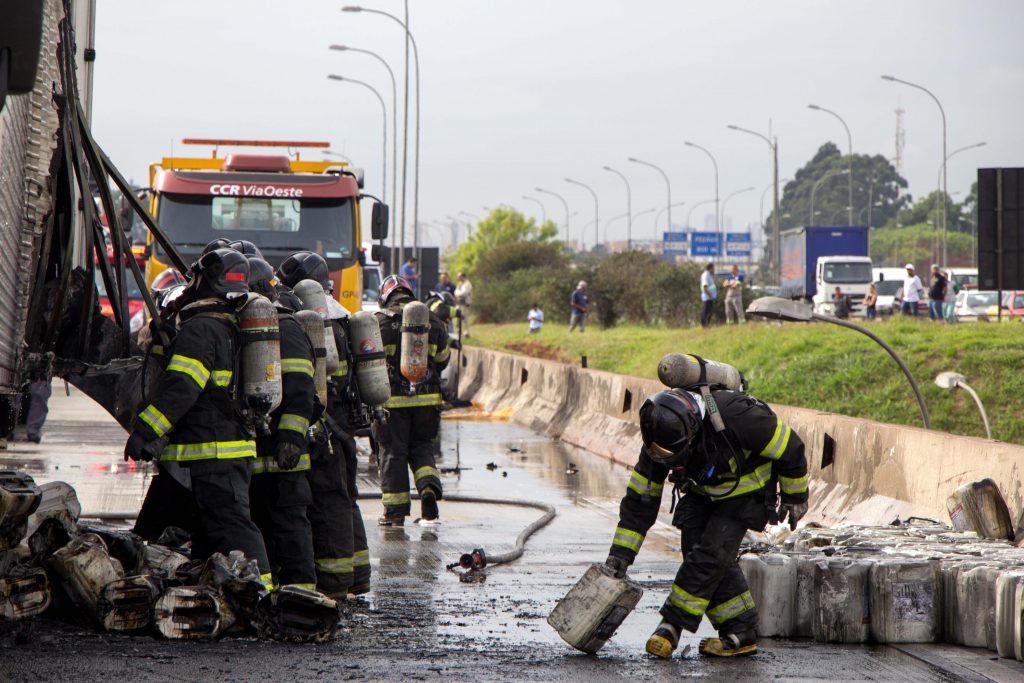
[527,303,544,333]
[901,263,923,316]
[699,263,717,327]
[455,272,473,337]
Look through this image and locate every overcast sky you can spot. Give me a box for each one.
[92,0,1024,247]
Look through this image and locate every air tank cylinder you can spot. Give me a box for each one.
[296,310,328,406]
[294,279,341,376]
[349,311,391,407]
[237,294,282,416]
[400,301,430,386]
[657,353,744,391]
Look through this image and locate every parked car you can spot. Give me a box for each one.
[983,291,1024,320]
[954,289,1000,322]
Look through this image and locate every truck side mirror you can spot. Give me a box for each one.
[371,244,386,263]
[358,250,366,266]
[371,203,389,241]
[0,5,45,113]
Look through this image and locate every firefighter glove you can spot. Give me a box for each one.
[124,431,156,462]
[449,338,462,351]
[603,554,629,579]
[779,501,809,531]
[274,441,303,471]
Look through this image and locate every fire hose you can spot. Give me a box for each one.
[83,493,556,571]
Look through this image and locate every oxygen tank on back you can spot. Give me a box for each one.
[296,309,328,406]
[657,353,745,392]
[238,294,282,416]
[349,311,390,407]
[400,301,431,386]
[294,279,341,376]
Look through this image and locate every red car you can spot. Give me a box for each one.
[998,291,1024,318]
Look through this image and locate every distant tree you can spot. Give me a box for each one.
[445,206,559,279]
[766,143,909,231]
[870,223,975,268]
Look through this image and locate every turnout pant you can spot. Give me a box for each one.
[189,458,272,586]
[379,405,443,518]
[250,469,316,589]
[661,493,767,636]
[334,430,372,591]
[307,435,354,597]
[134,465,200,542]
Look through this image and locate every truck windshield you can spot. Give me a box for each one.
[823,262,873,284]
[155,193,356,264]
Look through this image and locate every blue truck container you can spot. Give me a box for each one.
[780,226,870,299]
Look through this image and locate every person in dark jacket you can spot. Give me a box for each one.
[125,248,272,587]
[246,257,318,590]
[276,250,360,598]
[604,387,809,658]
[375,275,450,525]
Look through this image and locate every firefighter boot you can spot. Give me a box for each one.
[420,487,439,522]
[698,629,758,657]
[645,620,680,659]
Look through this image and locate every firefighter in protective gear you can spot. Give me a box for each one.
[246,258,318,590]
[277,252,364,598]
[425,291,459,328]
[374,275,450,525]
[605,388,808,659]
[126,248,273,587]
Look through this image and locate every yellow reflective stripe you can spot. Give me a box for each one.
[251,452,311,474]
[353,549,370,567]
[139,404,171,437]
[285,583,317,590]
[707,591,756,625]
[384,344,397,356]
[331,360,349,378]
[278,413,310,435]
[382,492,411,507]
[281,358,314,377]
[702,462,773,500]
[152,345,165,357]
[779,473,809,495]
[316,557,354,574]
[626,471,663,498]
[414,465,440,483]
[759,419,792,460]
[260,573,274,589]
[384,393,442,409]
[611,527,644,553]
[167,354,210,388]
[211,370,232,388]
[668,584,709,617]
[433,346,451,363]
[160,439,256,462]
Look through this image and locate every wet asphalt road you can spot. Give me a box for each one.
[1,389,1023,682]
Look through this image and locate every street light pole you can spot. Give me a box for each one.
[329,45,398,212]
[686,199,715,229]
[521,195,547,225]
[728,125,780,284]
[628,157,672,239]
[761,178,790,229]
[720,187,754,259]
[655,202,688,231]
[882,75,947,265]
[536,187,570,246]
[935,143,987,257]
[809,168,851,226]
[808,105,854,226]
[684,141,720,236]
[564,178,599,251]
[603,166,632,250]
[343,6,420,261]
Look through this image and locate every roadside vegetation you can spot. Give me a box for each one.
[464,318,1024,444]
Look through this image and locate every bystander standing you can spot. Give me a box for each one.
[928,264,947,321]
[723,264,745,324]
[400,257,419,296]
[901,264,923,316]
[434,272,455,296]
[455,272,473,337]
[944,269,958,323]
[832,286,851,319]
[569,281,590,333]
[863,282,878,320]
[699,263,717,328]
[528,303,544,334]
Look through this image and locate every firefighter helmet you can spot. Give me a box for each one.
[192,248,250,300]
[277,251,331,292]
[246,257,278,300]
[228,240,265,259]
[202,238,233,255]
[378,275,415,308]
[639,389,703,466]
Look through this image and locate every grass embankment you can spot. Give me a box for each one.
[465,318,1024,444]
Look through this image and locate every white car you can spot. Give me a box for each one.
[954,289,999,322]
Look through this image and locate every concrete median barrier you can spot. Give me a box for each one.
[459,346,1024,527]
